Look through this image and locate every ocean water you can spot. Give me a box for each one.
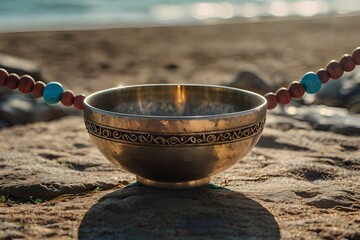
[0,0,359,32]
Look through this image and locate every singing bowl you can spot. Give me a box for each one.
[83,84,267,189]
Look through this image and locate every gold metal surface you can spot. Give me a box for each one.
[84,84,267,189]
[136,176,211,189]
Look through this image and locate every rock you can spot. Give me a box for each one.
[0,119,10,128]
[0,116,133,200]
[79,186,280,240]
[0,53,43,81]
[281,104,360,135]
[306,189,359,210]
[227,68,276,95]
[0,223,25,240]
[0,88,78,128]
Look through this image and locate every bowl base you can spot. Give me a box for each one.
[136,176,211,190]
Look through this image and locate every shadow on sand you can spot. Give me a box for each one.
[79,184,280,240]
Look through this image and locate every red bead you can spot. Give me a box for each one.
[32,81,46,98]
[18,75,35,94]
[288,81,305,98]
[6,73,20,89]
[351,47,360,65]
[264,92,278,110]
[326,60,344,80]
[316,68,330,84]
[340,54,356,72]
[61,90,75,107]
[74,94,86,110]
[276,88,292,105]
[0,68,9,86]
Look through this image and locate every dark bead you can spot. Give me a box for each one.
[326,60,344,80]
[74,94,86,110]
[264,92,278,110]
[351,47,360,65]
[18,75,35,94]
[32,81,46,98]
[6,73,20,89]
[61,90,75,107]
[316,69,330,84]
[340,54,356,72]
[288,81,305,98]
[276,88,292,105]
[0,68,9,86]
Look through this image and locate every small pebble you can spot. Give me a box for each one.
[0,68,9,86]
[32,81,46,98]
[61,90,75,107]
[18,75,35,94]
[326,60,344,79]
[74,94,86,110]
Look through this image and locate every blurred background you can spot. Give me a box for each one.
[1,0,360,32]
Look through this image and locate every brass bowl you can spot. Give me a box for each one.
[84,84,267,189]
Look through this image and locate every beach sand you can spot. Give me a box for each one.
[0,14,359,240]
[0,14,359,95]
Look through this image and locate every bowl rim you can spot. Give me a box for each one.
[84,84,267,120]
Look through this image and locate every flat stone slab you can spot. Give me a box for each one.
[0,114,359,239]
[0,116,133,200]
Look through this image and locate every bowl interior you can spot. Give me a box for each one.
[85,85,266,117]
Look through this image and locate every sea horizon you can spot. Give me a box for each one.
[0,0,360,32]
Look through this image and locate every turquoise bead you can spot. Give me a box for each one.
[43,82,64,104]
[300,72,322,94]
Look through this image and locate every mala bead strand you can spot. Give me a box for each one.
[2,47,360,112]
[264,46,360,110]
[0,68,9,86]
[0,71,85,109]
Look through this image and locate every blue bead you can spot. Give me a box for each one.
[43,82,64,104]
[300,72,322,94]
